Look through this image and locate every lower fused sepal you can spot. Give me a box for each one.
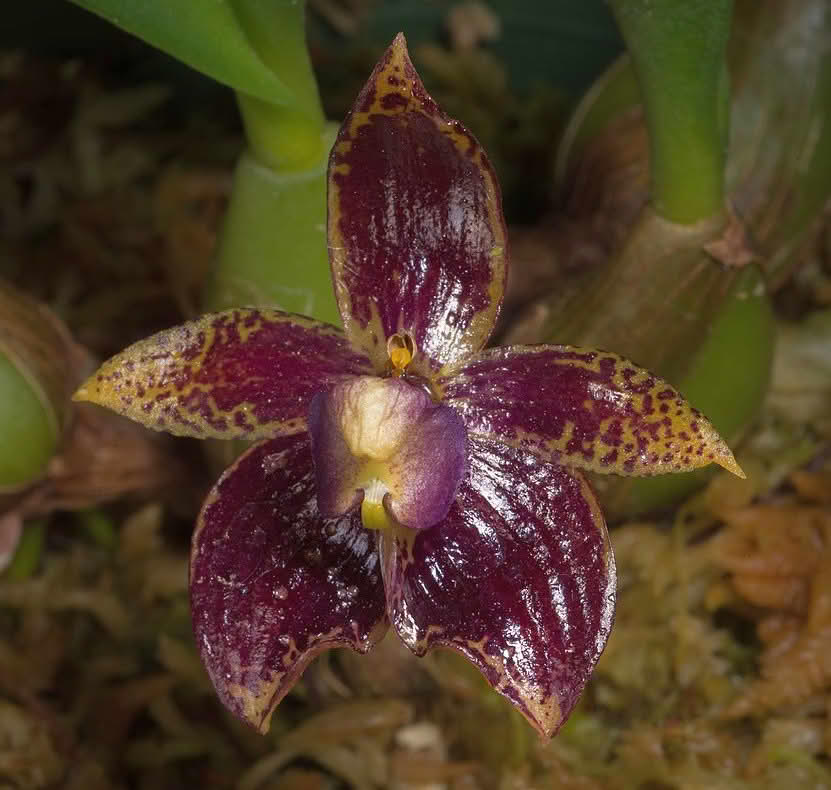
[190,434,388,733]
[379,437,616,738]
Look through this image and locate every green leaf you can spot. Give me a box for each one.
[69,0,293,106]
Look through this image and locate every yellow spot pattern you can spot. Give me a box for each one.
[446,345,744,479]
[327,34,507,380]
[72,309,353,440]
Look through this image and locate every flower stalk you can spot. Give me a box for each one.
[206,0,337,321]
[229,0,326,172]
[201,140,340,324]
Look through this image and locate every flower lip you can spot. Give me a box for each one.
[308,375,468,531]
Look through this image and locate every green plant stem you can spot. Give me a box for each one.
[5,520,46,580]
[202,0,338,324]
[608,0,732,223]
[230,0,327,171]
[77,508,118,549]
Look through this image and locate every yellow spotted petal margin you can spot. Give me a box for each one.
[74,309,372,439]
[327,33,507,378]
[441,345,744,478]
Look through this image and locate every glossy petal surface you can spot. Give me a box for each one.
[75,310,372,439]
[308,376,467,529]
[328,34,507,377]
[380,437,615,737]
[190,434,387,733]
[440,345,743,477]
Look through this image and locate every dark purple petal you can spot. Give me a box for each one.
[190,433,387,733]
[440,345,743,477]
[75,310,373,439]
[308,376,467,530]
[327,34,507,378]
[379,437,615,738]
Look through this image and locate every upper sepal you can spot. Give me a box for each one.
[190,434,388,733]
[327,34,507,378]
[379,437,616,738]
[441,345,744,478]
[74,309,373,439]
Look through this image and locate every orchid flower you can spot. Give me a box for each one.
[74,35,743,738]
